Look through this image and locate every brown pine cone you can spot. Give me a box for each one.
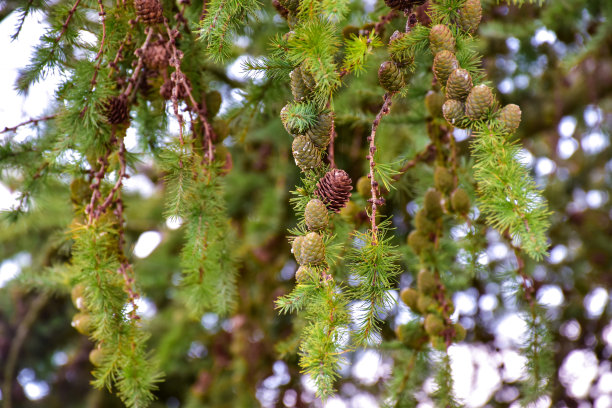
[134,0,163,25]
[315,169,353,212]
[160,76,191,100]
[103,95,129,124]
[385,0,426,10]
[143,40,169,70]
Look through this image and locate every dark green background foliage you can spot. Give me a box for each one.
[0,0,611,407]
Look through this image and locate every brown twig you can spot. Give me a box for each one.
[392,143,436,181]
[89,0,107,87]
[1,114,57,134]
[367,93,394,242]
[374,9,399,35]
[123,27,154,98]
[48,0,83,60]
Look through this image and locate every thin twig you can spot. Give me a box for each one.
[88,0,107,88]
[123,27,154,98]
[49,0,83,60]
[392,143,436,181]
[1,114,57,134]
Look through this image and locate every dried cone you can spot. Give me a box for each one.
[458,0,482,33]
[315,169,353,212]
[305,111,332,148]
[433,50,459,85]
[300,232,325,265]
[378,61,405,92]
[446,68,473,101]
[500,104,521,133]
[292,135,321,171]
[160,77,191,100]
[134,0,163,25]
[290,66,313,102]
[304,198,328,230]
[104,95,129,124]
[442,99,465,125]
[143,40,169,69]
[425,90,445,118]
[279,0,300,13]
[465,84,494,120]
[429,24,455,55]
[384,0,426,11]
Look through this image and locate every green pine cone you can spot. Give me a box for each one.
[300,66,317,90]
[408,230,432,255]
[305,111,332,148]
[433,50,459,85]
[280,104,300,135]
[295,265,315,282]
[415,209,436,234]
[417,294,437,314]
[417,269,437,294]
[300,232,325,265]
[72,312,92,335]
[429,24,455,55]
[71,283,86,310]
[442,99,465,125]
[465,84,494,120]
[424,314,445,336]
[292,235,304,263]
[458,0,482,33]
[304,198,328,230]
[356,176,371,198]
[378,61,405,92]
[500,104,522,133]
[425,90,445,118]
[400,288,419,311]
[451,188,471,214]
[424,188,443,219]
[446,69,473,101]
[395,321,429,350]
[89,347,104,366]
[434,166,454,194]
[292,135,321,171]
[290,67,312,102]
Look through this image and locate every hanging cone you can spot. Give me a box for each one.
[458,0,482,33]
[499,104,521,133]
[103,95,129,124]
[292,135,321,171]
[378,61,405,92]
[465,84,494,120]
[290,66,313,102]
[442,99,465,125]
[450,188,470,214]
[315,169,353,212]
[143,40,169,70]
[300,232,325,265]
[134,0,163,25]
[384,0,426,10]
[445,68,473,101]
[434,166,453,194]
[305,111,332,148]
[304,198,329,230]
[429,24,455,55]
[433,50,459,85]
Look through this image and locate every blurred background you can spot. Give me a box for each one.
[0,0,611,407]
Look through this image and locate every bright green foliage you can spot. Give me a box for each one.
[342,32,383,76]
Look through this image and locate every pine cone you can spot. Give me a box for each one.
[292,236,304,263]
[300,232,325,265]
[434,166,453,194]
[295,265,315,282]
[384,0,426,10]
[292,135,321,171]
[465,84,494,120]
[458,0,482,33]
[103,95,129,124]
[160,77,191,100]
[433,50,459,85]
[279,0,300,13]
[300,66,316,90]
[451,188,470,214]
[290,66,313,102]
[425,90,445,118]
[315,169,353,212]
[305,198,328,230]
[134,0,163,25]
[423,188,443,219]
[445,68,473,101]
[442,99,465,125]
[143,40,169,69]
[305,111,332,148]
[429,24,455,55]
[378,61,405,92]
[424,314,444,336]
[499,104,521,133]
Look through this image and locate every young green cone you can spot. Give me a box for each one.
[434,166,454,194]
[400,288,419,311]
[465,84,494,120]
[442,99,465,125]
[305,112,332,148]
[378,61,405,92]
[290,67,313,102]
[500,104,522,133]
[458,0,482,34]
[292,135,321,171]
[451,188,471,214]
[446,69,473,101]
[424,314,445,336]
[429,24,455,55]
[433,50,459,85]
[304,199,328,230]
[300,232,325,265]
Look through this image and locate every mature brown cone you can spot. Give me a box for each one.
[160,77,191,100]
[134,0,163,25]
[384,0,426,10]
[103,95,129,124]
[315,169,353,212]
[143,40,169,70]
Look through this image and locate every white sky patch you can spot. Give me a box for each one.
[584,287,608,318]
[558,137,578,160]
[517,149,534,168]
[537,285,564,308]
[548,245,567,264]
[581,131,609,155]
[560,319,581,341]
[453,128,470,142]
[230,55,264,83]
[498,78,514,94]
[0,252,31,287]
[124,127,139,151]
[135,297,157,319]
[325,397,347,408]
[165,216,183,230]
[500,349,527,382]
[559,349,598,398]
[535,157,556,176]
[454,291,478,316]
[0,182,21,211]
[488,242,508,261]
[586,190,607,208]
[449,344,501,407]
[495,313,527,348]
[133,230,162,258]
[584,105,603,127]
[479,294,498,312]
[558,116,577,138]
[514,74,529,90]
[352,350,389,386]
[123,174,156,198]
[531,27,557,46]
[506,37,520,53]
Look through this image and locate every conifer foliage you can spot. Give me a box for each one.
[4,0,610,407]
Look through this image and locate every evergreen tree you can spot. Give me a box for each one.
[1,0,611,407]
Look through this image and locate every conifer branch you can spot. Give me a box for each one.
[0,114,57,134]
